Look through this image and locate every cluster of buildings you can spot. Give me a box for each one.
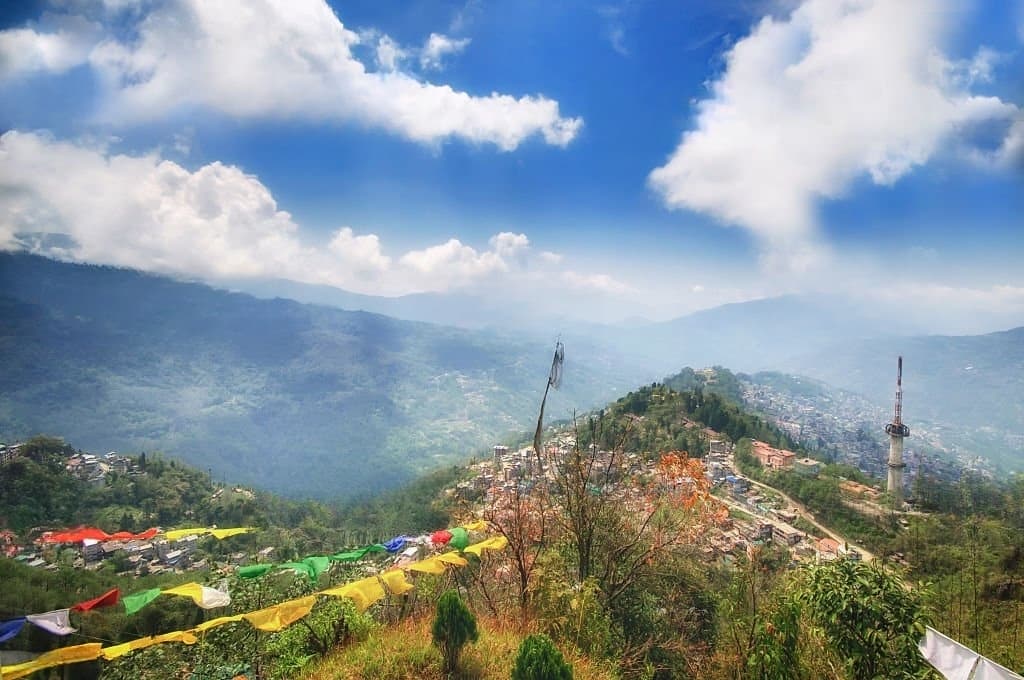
[468,431,863,568]
[65,451,144,484]
[0,442,24,466]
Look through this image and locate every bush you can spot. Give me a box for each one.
[431,589,478,674]
[512,634,573,680]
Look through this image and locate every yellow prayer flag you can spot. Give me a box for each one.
[163,527,210,541]
[436,551,469,567]
[463,536,509,557]
[380,570,414,596]
[164,582,203,600]
[243,596,316,632]
[460,520,489,532]
[210,527,251,539]
[101,631,198,661]
[321,583,368,611]
[2,643,103,679]
[193,614,244,633]
[408,557,447,575]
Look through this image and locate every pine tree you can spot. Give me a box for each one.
[432,589,478,674]
[511,634,573,680]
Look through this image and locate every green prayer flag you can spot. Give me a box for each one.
[238,564,274,579]
[329,544,386,562]
[302,556,330,579]
[123,588,162,615]
[279,562,316,581]
[449,527,469,551]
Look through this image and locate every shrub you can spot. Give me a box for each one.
[512,634,573,680]
[431,589,479,674]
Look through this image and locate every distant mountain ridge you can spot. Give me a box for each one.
[0,253,649,498]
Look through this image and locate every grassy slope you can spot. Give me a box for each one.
[301,616,617,680]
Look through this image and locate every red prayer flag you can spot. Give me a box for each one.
[71,588,120,612]
[431,530,452,545]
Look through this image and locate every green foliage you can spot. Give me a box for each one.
[432,589,479,674]
[512,634,573,680]
[795,560,930,679]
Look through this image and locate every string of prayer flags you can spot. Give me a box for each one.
[1,535,511,676]
[71,587,120,612]
[0,618,26,642]
[163,583,231,609]
[25,609,77,636]
[1,643,103,680]
[122,588,163,615]
[243,596,317,632]
[463,535,509,557]
[448,527,470,551]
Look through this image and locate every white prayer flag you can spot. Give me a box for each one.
[26,609,77,636]
[919,627,979,680]
[974,658,1024,680]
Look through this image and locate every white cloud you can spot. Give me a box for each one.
[539,250,564,265]
[72,0,580,150]
[375,35,407,72]
[649,0,1020,264]
[562,271,633,296]
[0,131,624,298]
[0,15,100,78]
[419,33,471,70]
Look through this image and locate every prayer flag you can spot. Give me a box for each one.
[1,643,103,680]
[164,583,231,609]
[123,588,163,615]
[72,587,120,612]
[919,627,980,680]
[448,527,469,551]
[238,564,274,579]
[243,596,316,632]
[26,609,76,635]
[0,618,26,642]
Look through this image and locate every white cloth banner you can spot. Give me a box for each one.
[25,609,77,636]
[973,658,1024,680]
[919,627,979,680]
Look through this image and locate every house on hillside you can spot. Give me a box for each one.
[751,441,796,470]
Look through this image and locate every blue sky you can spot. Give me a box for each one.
[1,0,1022,330]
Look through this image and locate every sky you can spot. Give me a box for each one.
[0,0,1022,331]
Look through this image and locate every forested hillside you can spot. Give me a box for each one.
[0,254,646,498]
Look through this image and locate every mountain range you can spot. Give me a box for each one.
[1,252,1020,496]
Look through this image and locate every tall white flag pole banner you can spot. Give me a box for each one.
[920,627,1022,680]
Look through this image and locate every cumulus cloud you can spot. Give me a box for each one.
[419,33,471,70]
[0,0,580,150]
[0,131,626,298]
[649,0,1020,262]
[77,0,581,150]
[0,14,101,78]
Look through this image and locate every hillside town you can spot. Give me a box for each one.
[458,432,874,570]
